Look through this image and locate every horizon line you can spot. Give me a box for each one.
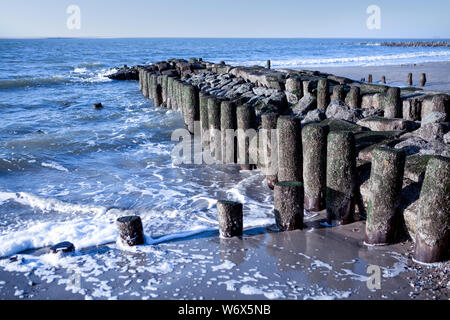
[0,36,449,40]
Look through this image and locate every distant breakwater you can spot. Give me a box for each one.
[361,41,450,47]
[109,58,449,264]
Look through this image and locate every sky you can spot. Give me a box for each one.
[0,0,449,39]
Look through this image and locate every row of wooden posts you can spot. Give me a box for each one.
[363,73,427,87]
[115,68,449,265]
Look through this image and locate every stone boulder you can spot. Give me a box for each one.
[415,122,449,142]
[302,109,326,124]
[292,95,317,116]
[421,94,449,120]
[357,117,418,132]
[325,100,361,123]
[421,111,447,126]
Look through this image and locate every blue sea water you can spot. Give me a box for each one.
[0,38,449,257]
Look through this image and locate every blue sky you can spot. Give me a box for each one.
[0,0,449,38]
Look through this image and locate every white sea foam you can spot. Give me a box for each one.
[42,161,69,172]
[239,285,284,299]
[243,50,450,67]
[211,260,236,271]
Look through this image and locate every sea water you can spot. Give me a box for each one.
[1,38,450,257]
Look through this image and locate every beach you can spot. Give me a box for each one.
[1,210,448,300]
[0,38,449,301]
[311,61,450,93]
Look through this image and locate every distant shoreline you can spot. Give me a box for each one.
[292,61,450,92]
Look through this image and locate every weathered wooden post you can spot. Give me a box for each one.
[302,123,329,211]
[183,84,199,134]
[384,87,402,118]
[116,216,145,246]
[413,156,450,264]
[365,147,406,245]
[407,73,413,86]
[217,200,243,238]
[274,181,304,231]
[381,76,386,84]
[266,60,271,69]
[331,85,345,102]
[142,71,149,98]
[420,73,427,87]
[221,100,237,164]
[167,76,174,109]
[237,105,257,170]
[345,86,361,109]
[277,116,302,182]
[199,91,210,148]
[368,74,373,83]
[139,69,143,92]
[161,74,168,107]
[208,96,222,162]
[326,131,357,225]
[260,113,279,189]
[317,79,330,111]
[152,83,162,107]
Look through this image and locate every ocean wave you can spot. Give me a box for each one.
[0,191,106,216]
[0,76,71,89]
[243,50,450,67]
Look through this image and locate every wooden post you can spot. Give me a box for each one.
[217,200,243,238]
[116,216,145,246]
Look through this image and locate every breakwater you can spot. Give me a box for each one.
[110,58,449,264]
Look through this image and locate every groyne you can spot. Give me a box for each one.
[110,58,449,264]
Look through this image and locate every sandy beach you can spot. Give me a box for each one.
[0,208,448,300]
[309,61,450,93]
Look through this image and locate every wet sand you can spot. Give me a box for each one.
[0,210,448,300]
[295,61,450,92]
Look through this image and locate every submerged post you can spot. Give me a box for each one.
[326,131,357,225]
[302,123,329,211]
[420,73,427,87]
[407,73,413,86]
[274,181,304,231]
[116,216,145,246]
[413,156,450,264]
[217,200,243,238]
[277,116,302,182]
[365,147,406,245]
